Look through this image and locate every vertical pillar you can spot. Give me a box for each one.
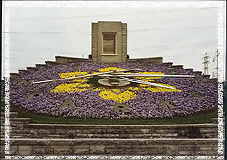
[91,21,127,63]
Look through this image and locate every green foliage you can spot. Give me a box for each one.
[17,109,218,125]
[86,76,101,88]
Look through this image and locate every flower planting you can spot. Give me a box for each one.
[9,61,218,119]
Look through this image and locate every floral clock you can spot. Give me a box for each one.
[10,63,217,119]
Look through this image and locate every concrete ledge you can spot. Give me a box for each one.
[185,68,193,72]
[128,57,163,64]
[172,65,184,69]
[45,61,60,65]
[55,56,89,64]
[163,62,173,67]
[193,71,202,75]
[26,67,38,71]
[203,75,210,79]
[18,70,27,74]
[35,64,46,67]
[210,78,218,81]
[10,73,20,77]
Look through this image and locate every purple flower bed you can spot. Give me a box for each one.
[9,61,218,119]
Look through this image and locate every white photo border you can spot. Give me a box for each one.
[2,1,225,159]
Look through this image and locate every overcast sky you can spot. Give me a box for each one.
[2,2,225,80]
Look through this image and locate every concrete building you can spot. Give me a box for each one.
[91,21,128,63]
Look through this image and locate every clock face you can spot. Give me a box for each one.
[10,62,218,119]
[50,67,181,103]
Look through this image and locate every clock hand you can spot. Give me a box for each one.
[121,77,176,89]
[32,71,115,84]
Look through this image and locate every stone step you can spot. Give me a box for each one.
[27,123,217,128]
[203,75,210,79]
[26,67,38,71]
[1,126,217,138]
[2,138,218,156]
[185,68,193,71]
[0,112,18,118]
[199,130,217,133]
[162,62,173,67]
[15,133,176,139]
[2,132,217,139]
[0,125,12,131]
[9,73,20,79]
[13,129,217,139]
[21,132,217,139]
[45,61,59,66]
[12,130,33,135]
[26,123,218,130]
[1,118,31,122]
[18,70,28,74]
[28,129,218,135]
[55,56,89,64]
[10,135,25,138]
[35,64,46,68]
[184,69,194,75]
[3,123,218,139]
[193,71,202,76]
[172,65,183,69]
[0,132,31,139]
[211,118,218,123]
[0,132,4,137]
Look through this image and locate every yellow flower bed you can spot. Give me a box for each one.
[72,79,87,83]
[99,90,136,103]
[128,87,140,91]
[50,83,90,93]
[99,67,127,72]
[111,89,121,93]
[146,83,181,92]
[59,72,88,79]
[93,88,103,91]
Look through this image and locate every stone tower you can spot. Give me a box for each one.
[91,21,127,63]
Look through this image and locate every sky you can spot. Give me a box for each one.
[2,1,225,80]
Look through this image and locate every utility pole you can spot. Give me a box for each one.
[202,52,210,75]
[216,49,220,79]
[213,49,220,79]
